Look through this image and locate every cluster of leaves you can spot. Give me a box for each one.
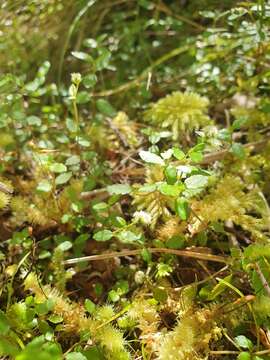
[1,1,270,359]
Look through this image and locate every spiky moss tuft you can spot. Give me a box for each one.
[190,175,269,241]
[144,91,211,140]
[156,309,222,360]
[23,273,130,360]
[0,192,11,210]
[156,217,186,241]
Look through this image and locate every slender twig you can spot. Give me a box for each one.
[255,262,270,297]
[210,351,239,355]
[200,134,270,165]
[63,247,228,265]
[0,183,13,194]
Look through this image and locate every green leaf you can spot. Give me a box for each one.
[55,172,72,185]
[57,241,72,252]
[36,180,52,193]
[66,118,77,133]
[158,183,184,197]
[166,235,185,249]
[71,51,92,62]
[93,230,113,242]
[27,115,42,126]
[189,151,203,162]
[92,202,108,211]
[141,248,152,263]
[231,143,246,159]
[234,335,253,350]
[83,74,97,89]
[175,198,190,220]
[82,347,103,360]
[107,184,132,195]
[138,184,157,193]
[35,299,54,316]
[85,299,96,314]
[49,163,67,173]
[108,290,120,302]
[95,48,111,71]
[139,150,164,165]
[244,244,270,261]
[0,310,10,335]
[161,149,173,159]
[164,166,177,185]
[66,155,80,166]
[153,287,168,302]
[185,175,208,189]
[237,352,251,360]
[66,353,87,360]
[117,230,142,244]
[77,137,91,147]
[48,314,63,324]
[0,337,19,357]
[232,117,248,130]
[191,143,205,152]
[208,274,232,300]
[172,147,185,160]
[76,91,91,104]
[96,99,116,117]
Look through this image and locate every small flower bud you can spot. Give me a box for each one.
[71,72,82,86]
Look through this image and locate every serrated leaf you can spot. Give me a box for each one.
[161,149,173,159]
[173,147,185,160]
[107,184,132,195]
[66,118,77,133]
[55,172,72,185]
[139,150,164,165]
[158,183,184,197]
[27,115,41,126]
[76,91,91,104]
[66,155,80,166]
[71,51,92,62]
[117,230,142,244]
[49,163,67,173]
[82,74,97,88]
[66,352,87,360]
[232,117,248,130]
[92,202,108,211]
[57,241,72,252]
[37,180,52,193]
[185,175,208,189]
[234,335,253,350]
[93,230,113,242]
[96,99,116,117]
[189,151,203,162]
[166,235,185,249]
[138,184,157,193]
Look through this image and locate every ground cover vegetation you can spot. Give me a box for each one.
[0,0,270,359]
